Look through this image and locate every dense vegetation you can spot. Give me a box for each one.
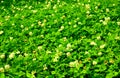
[0,0,120,78]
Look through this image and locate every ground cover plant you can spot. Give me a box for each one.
[0,0,120,78]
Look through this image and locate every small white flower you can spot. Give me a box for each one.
[1,1,4,3]
[69,60,79,67]
[117,22,120,25]
[0,67,4,72]
[24,53,28,57]
[16,51,20,54]
[53,5,57,9]
[32,10,37,13]
[53,56,59,62]
[95,6,98,10]
[78,22,82,25]
[85,4,90,9]
[28,6,32,9]
[98,52,102,56]
[92,61,97,65]
[86,11,90,14]
[82,3,84,6]
[38,46,42,50]
[66,52,71,57]
[106,8,109,12]
[67,43,72,48]
[68,22,72,25]
[0,54,5,59]
[29,32,33,36]
[85,51,89,54]
[103,21,107,25]
[46,50,52,54]
[90,41,97,46]
[58,26,64,31]
[105,17,110,22]
[21,25,24,28]
[9,52,15,59]
[97,36,101,40]
[0,30,4,35]
[12,23,15,26]
[10,37,13,40]
[63,37,67,41]
[38,21,41,26]
[43,19,47,23]
[25,27,28,30]
[31,24,34,27]
[73,24,77,28]
[43,64,47,70]
[41,23,45,27]
[32,58,36,61]
[99,20,103,22]
[100,44,106,49]
[113,4,115,6]
[115,36,120,40]
[4,64,10,70]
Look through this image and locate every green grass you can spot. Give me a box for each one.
[0,0,120,78]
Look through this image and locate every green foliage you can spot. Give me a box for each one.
[0,0,120,78]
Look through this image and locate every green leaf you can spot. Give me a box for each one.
[0,73,5,78]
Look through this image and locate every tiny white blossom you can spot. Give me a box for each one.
[32,58,36,61]
[32,10,37,13]
[97,36,101,40]
[67,43,72,48]
[16,51,20,54]
[46,50,52,54]
[85,51,89,54]
[115,36,120,40]
[99,20,103,22]
[58,26,64,31]
[41,23,45,27]
[95,6,98,10]
[25,27,28,30]
[0,54,5,59]
[28,6,32,9]
[66,52,71,57]
[21,25,24,28]
[24,53,28,57]
[53,56,59,62]
[85,4,90,9]
[0,67,4,72]
[4,64,10,70]
[103,21,107,25]
[43,64,48,70]
[86,11,90,14]
[117,22,120,25]
[92,61,97,65]
[105,17,110,22]
[98,52,102,56]
[63,37,67,41]
[38,46,42,50]
[78,22,82,25]
[113,4,115,6]
[69,60,79,68]
[29,32,33,36]
[90,41,97,46]
[12,23,15,26]
[9,52,15,59]
[106,8,110,12]
[38,21,41,26]
[100,44,106,49]
[73,24,77,28]
[0,30,4,35]
[10,37,13,40]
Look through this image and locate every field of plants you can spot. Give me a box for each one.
[0,0,120,78]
